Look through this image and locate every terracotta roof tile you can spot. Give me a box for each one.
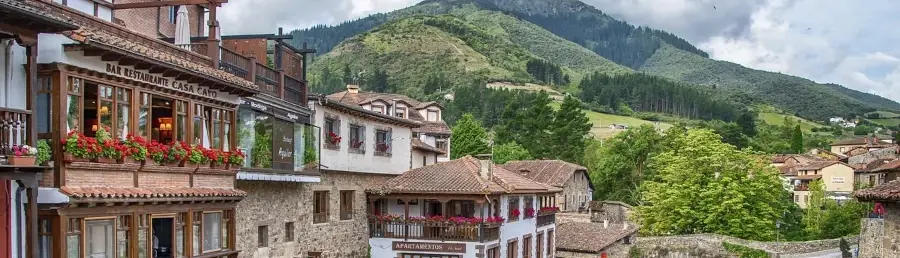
[856,159,893,173]
[778,165,798,176]
[1,0,77,30]
[60,186,246,200]
[855,180,900,201]
[797,161,843,171]
[412,138,445,154]
[500,160,588,188]
[795,174,823,180]
[412,121,451,135]
[373,156,558,194]
[873,159,900,172]
[557,222,639,253]
[325,90,452,135]
[63,26,258,92]
[833,136,893,147]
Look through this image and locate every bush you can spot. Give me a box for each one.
[36,139,52,165]
[635,112,660,121]
[722,242,768,258]
[629,246,642,258]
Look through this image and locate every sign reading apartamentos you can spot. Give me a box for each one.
[392,242,466,253]
[105,63,221,100]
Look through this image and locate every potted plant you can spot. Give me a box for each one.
[525,208,536,218]
[61,130,96,162]
[376,142,389,153]
[205,148,222,169]
[185,144,208,169]
[93,126,118,163]
[228,149,245,170]
[147,141,169,166]
[123,134,148,165]
[36,139,52,166]
[327,131,341,145]
[8,145,38,165]
[167,142,188,167]
[485,216,504,225]
[508,209,521,222]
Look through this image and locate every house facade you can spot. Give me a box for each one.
[791,161,855,208]
[301,93,420,257]
[555,222,638,258]
[327,85,452,162]
[1,1,78,257]
[367,155,560,258]
[501,160,593,213]
[853,181,900,258]
[831,136,893,156]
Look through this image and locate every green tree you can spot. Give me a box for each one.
[736,110,758,137]
[367,69,391,93]
[550,96,591,163]
[342,64,352,84]
[636,129,792,241]
[586,125,662,204]
[450,114,490,159]
[495,92,555,158]
[840,238,851,258]
[791,125,804,153]
[803,179,827,238]
[493,142,532,164]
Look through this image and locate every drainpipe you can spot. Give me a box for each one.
[4,39,14,107]
[14,181,26,258]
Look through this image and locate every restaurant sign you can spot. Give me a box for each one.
[392,242,466,253]
[104,63,237,102]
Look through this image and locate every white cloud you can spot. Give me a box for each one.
[218,0,422,35]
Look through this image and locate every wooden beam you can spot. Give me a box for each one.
[162,69,180,77]
[83,49,107,57]
[112,0,227,10]
[134,62,152,70]
[100,53,122,62]
[119,58,139,66]
[149,66,168,74]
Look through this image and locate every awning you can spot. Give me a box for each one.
[236,171,321,183]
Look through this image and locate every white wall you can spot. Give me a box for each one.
[1,40,27,109]
[499,194,545,258]
[411,149,437,169]
[315,105,413,174]
[369,238,497,258]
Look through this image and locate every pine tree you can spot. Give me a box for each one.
[342,64,352,84]
[520,92,555,158]
[493,142,532,164]
[450,114,490,159]
[551,96,592,163]
[791,125,804,154]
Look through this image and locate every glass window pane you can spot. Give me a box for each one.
[223,121,231,150]
[202,213,222,252]
[36,92,51,133]
[250,113,272,168]
[294,124,304,171]
[66,235,80,258]
[100,100,113,131]
[237,108,256,167]
[117,103,130,140]
[66,95,80,132]
[86,219,115,258]
[303,125,319,168]
[192,224,200,256]
[177,113,187,142]
[138,228,148,258]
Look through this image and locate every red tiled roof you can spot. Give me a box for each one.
[327,90,452,135]
[856,159,893,173]
[0,0,77,31]
[556,222,639,253]
[309,94,421,127]
[854,180,900,201]
[873,159,900,172]
[778,165,798,176]
[61,186,246,200]
[500,160,588,188]
[413,121,452,135]
[372,156,559,195]
[797,161,843,171]
[412,138,445,154]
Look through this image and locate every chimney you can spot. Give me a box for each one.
[603,219,609,229]
[347,84,359,94]
[476,154,493,180]
[391,99,398,117]
[623,223,628,230]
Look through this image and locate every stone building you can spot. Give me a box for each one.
[367,155,560,258]
[590,201,633,225]
[555,221,638,258]
[853,180,900,258]
[501,160,593,212]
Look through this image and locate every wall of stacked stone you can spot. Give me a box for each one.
[556,213,592,224]
[635,234,858,257]
[857,203,900,258]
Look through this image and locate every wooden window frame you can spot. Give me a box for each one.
[340,190,354,220]
[547,229,554,258]
[524,196,534,219]
[507,238,518,258]
[284,222,294,242]
[323,115,340,150]
[536,232,544,258]
[257,225,268,248]
[524,234,532,258]
[508,197,520,222]
[374,128,391,157]
[313,191,329,224]
[348,124,365,153]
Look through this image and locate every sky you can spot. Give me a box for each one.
[219,0,900,102]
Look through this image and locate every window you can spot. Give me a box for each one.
[202,212,223,252]
[116,215,130,258]
[396,108,406,118]
[487,246,500,258]
[258,225,268,247]
[116,88,131,140]
[85,219,114,258]
[423,156,427,167]
[65,77,81,133]
[38,219,52,258]
[624,235,632,244]
[284,222,294,242]
[137,93,151,139]
[794,194,799,202]
[508,197,520,222]
[524,196,534,219]
[524,235,532,258]
[372,105,384,114]
[307,252,323,258]
[840,147,846,153]
[168,6,178,23]
[238,108,273,168]
[36,76,52,134]
[340,190,354,220]
[349,124,365,152]
[78,80,131,140]
[176,100,188,142]
[427,110,439,121]
[375,129,391,156]
[547,230,554,257]
[194,105,229,149]
[314,191,329,224]
[435,139,448,156]
[507,238,518,258]
[537,232,544,258]
[66,218,82,258]
[324,116,340,149]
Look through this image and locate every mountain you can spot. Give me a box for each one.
[291,0,900,121]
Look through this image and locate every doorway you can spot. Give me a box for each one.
[152,217,174,258]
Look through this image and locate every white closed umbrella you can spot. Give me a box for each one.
[174,6,191,49]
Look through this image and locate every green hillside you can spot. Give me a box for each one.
[549,102,671,138]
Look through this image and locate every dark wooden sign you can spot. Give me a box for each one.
[392,241,466,253]
[271,119,294,170]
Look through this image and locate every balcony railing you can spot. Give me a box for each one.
[536,213,556,227]
[176,43,209,57]
[794,185,809,191]
[255,62,279,96]
[0,108,30,156]
[369,220,501,242]
[219,47,251,81]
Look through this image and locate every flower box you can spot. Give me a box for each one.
[63,153,89,163]
[7,156,36,166]
[94,157,117,164]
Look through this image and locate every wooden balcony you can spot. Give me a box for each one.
[187,46,308,106]
[0,108,31,157]
[369,220,501,242]
[536,213,556,227]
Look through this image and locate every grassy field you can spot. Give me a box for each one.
[868,118,900,127]
[758,112,825,132]
[550,102,672,138]
[870,111,900,118]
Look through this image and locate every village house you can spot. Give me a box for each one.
[853,181,900,258]
[500,160,593,213]
[6,0,331,257]
[852,159,892,189]
[554,221,638,258]
[367,155,561,258]
[0,1,78,257]
[327,85,452,162]
[831,136,893,156]
[791,161,855,208]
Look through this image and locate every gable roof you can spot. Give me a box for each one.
[371,156,559,195]
[412,138,445,154]
[797,161,846,171]
[309,94,421,128]
[327,90,452,135]
[872,159,900,172]
[556,222,639,253]
[778,165,798,176]
[855,159,893,173]
[500,160,590,188]
[413,121,452,135]
[854,180,900,201]
[832,136,892,147]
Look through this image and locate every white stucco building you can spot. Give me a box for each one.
[367,155,560,258]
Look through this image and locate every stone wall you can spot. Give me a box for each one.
[858,203,900,258]
[235,171,395,258]
[634,234,858,257]
[591,201,633,224]
[556,213,591,224]
[560,171,592,212]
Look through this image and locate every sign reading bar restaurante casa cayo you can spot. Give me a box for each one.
[105,63,225,100]
[392,242,466,253]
